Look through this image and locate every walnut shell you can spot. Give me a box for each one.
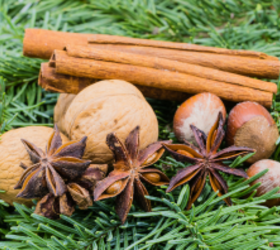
[54,93,75,135]
[0,126,68,206]
[55,80,159,163]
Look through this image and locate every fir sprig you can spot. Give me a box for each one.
[0,167,279,249]
[1,0,280,249]
[0,77,53,133]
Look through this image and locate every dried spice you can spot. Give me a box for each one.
[50,50,273,107]
[14,125,91,199]
[65,44,277,93]
[35,164,108,219]
[24,28,280,81]
[163,112,255,210]
[0,126,68,206]
[24,28,279,60]
[14,126,108,218]
[40,63,190,102]
[94,126,170,224]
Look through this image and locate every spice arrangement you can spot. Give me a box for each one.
[2,2,280,248]
[3,28,280,223]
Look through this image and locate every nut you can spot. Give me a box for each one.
[173,93,226,143]
[55,80,159,163]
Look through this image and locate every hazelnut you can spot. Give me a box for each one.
[247,159,280,207]
[173,93,226,144]
[227,101,278,164]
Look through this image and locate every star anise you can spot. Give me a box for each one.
[14,125,91,199]
[94,126,170,224]
[35,164,108,219]
[163,112,255,210]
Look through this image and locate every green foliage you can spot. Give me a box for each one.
[1,168,280,249]
[0,77,56,132]
[1,0,280,249]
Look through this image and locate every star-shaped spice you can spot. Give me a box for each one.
[14,125,91,199]
[163,112,255,210]
[94,126,170,224]
[35,164,108,219]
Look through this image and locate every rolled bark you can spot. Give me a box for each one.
[50,50,273,107]
[23,28,280,79]
[87,44,280,79]
[23,28,278,61]
[39,63,190,102]
[65,45,277,93]
[88,34,278,60]
[39,63,96,93]
[23,29,91,59]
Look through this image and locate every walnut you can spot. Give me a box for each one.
[54,80,159,163]
[54,93,76,135]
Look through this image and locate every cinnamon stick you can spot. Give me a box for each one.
[23,29,90,59]
[39,63,96,93]
[50,50,273,107]
[87,44,280,79]
[23,28,278,61]
[88,34,278,60]
[65,45,277,93]
[39,63,190,102]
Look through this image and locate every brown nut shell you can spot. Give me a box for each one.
[55,80,158,163]
[234,116,278,164]
[227,101,275,146]
[247,159,280,207]
[0,126,68,206]
[227,102,278,164]
[173,92,226,143]
[54,93,76,136]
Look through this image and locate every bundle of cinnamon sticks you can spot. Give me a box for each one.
[23,28,279,107]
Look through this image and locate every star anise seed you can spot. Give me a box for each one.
[34,164,108,219]
[15,125,91,199]
[163,112,255,210]
[94,126,171,224]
